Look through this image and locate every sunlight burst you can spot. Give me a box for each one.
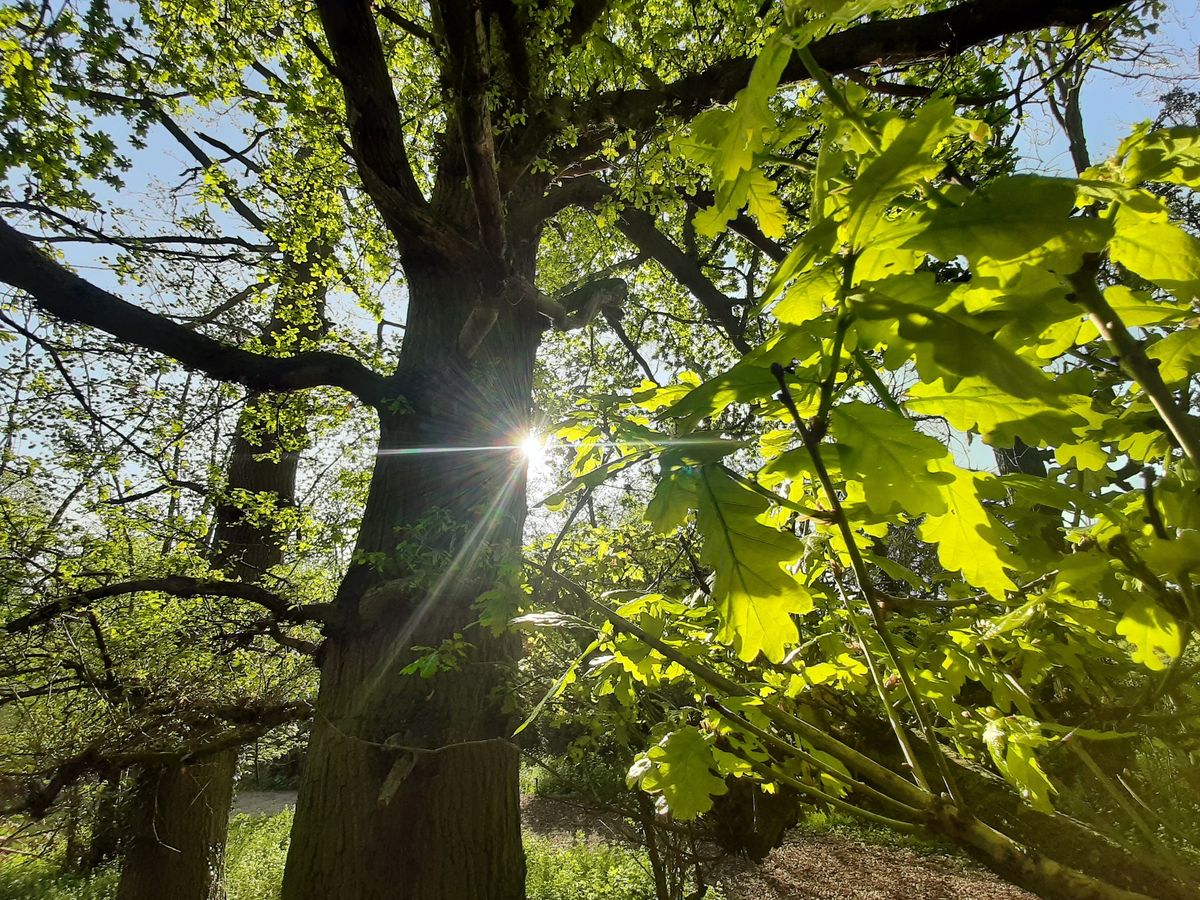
[519,432,545,466]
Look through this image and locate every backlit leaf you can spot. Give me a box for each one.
[695,467,810,661]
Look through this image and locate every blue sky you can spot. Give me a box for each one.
[1016,3,1199,173]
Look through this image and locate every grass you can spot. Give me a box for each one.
[226,811,293,900]
[526,833,661,900]
[0,811,668,900]
[0,858,117,900]
[0,798,960,900]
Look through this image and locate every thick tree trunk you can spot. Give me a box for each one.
[282,257,541,900]
[116,750,238,900]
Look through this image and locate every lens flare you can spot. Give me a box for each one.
[519,433,545,465]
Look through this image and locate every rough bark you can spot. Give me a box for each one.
[116,750,238,900]
[709,779,801,862]
[282,253,540,900]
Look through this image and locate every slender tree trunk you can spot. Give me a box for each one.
[283,254,541,900]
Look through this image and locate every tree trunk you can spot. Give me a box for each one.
[282,256,540,900]
[117,750,238,900]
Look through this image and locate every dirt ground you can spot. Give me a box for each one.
[233,791,1034,899]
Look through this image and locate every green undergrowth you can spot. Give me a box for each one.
[526,833,662,900]
[0,859,116,900]
[0,810,671,900]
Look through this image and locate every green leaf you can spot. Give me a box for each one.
[663,328,819,428]
[1145,326,1200,384]
[695,466,810,662]
[539,451,649,509]
[1109,204,1200,300]
[831,401,953,515]
[855,299,1062,400]
[901,175,1109,277]
[759,217,839,310]
[1055,440,1110,472]
[1102,285,1194,327]
[745,169,788,238]
[628,727,729,820]
[773,266,841,324]
[906,377,1087,447]
[1119,125,1200,187]
[646,467,698,533]
[983,715,1056,814]
[687,34,792,239]
[1116,597,1183,671]
[917,463,1016,597]
[844,99,957,249]
[1139,530,1200,577]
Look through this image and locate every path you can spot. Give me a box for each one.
[232,791,1033,899]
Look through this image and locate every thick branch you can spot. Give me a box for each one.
[570,0,1128,147]
[615,205,750,352]
[542,277,629,330]
[5,575,333,633]
[436,0,507,259]
[314,0,424,206]
[313,1,474,262]
[0,220,387,404]
[3,703,313,818]
[377,5,436,43]
[514,176,750,349]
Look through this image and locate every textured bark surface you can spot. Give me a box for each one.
[282,248,540,900]
[116,750,238,900]
[710,779,801,862]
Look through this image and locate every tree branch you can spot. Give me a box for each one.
[0,220,387,404]
[435,0,508,259]
[514,176,750,349]
[4,575,333,633]
[314,0,475,263]
[376,5,436,44]
[568,0,1129,150]
[2,703,313,818]
[615,205,751,352]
